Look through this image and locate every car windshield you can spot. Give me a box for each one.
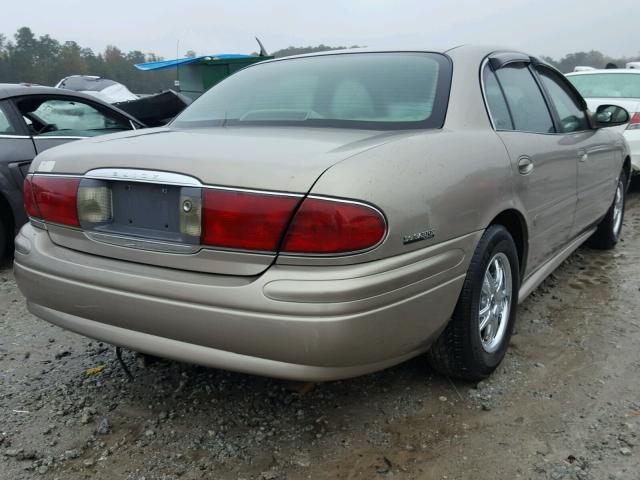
[172,52,451,130]
[567,73,640,98]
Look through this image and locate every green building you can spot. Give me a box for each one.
[135,53,273,100]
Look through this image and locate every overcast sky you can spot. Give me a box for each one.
[0,0,636,60]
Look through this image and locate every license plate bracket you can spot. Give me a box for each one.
[86,182,201,245]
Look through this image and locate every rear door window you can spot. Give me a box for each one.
[483,67,514,130]
[0,104,16,134]
[537,68,590,133]
[494,64,555,134]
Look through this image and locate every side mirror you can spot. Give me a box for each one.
[591,104,630,128]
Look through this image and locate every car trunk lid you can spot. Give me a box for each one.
[29,126,408,276]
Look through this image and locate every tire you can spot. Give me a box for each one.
[427,225,520,381]
[587,171,626,250]
[0,216,7,260]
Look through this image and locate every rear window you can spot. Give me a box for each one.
[172,52,452,130]
[567,73,640,98]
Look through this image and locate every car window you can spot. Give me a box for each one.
[567,73,640,98]
[494,64,555,134]
[173,52,452,130]
[0,105,16,134]
[15,97,130,137]
[537,68,589,133]
[483,67,514,130]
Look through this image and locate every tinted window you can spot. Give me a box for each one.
[0,105,16,134]
[568,73,640,98]
[16,97,130,137]
[538,68,589,133]
[483,67,513,130]
[173,53,452,130]
[495,64,555,134]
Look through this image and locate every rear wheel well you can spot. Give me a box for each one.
[489,210,527,278]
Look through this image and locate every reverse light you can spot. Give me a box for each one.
[77,181,112,224]
[626,112,640,130]
[30,176,81,227]
[179,193,202,237]
[282,197,386,254]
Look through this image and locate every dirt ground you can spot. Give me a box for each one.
[1,187,639,480]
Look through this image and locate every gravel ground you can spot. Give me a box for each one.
[1,186,639,480]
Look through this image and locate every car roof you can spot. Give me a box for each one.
[255,44,511,62]
[0,83,111,101]
[566,69,640,76]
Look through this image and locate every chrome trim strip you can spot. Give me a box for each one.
[31,173,80,177]
[85,231,199,254]
[34,136,87,140]
[84,168,203,186]
[205,184,303,197]
[479,57,497,131]
[0,134,31,139]
[29,218,47,230]
[35,169,305,197]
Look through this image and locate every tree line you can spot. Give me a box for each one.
[0,27,175,93]
[1,27,638,94]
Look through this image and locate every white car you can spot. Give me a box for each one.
[567,69,640,173]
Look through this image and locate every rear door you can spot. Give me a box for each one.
[11,95,135,154]
[483,56,577,272]
[535,68,621,235]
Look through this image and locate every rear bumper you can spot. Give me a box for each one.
[14,224,477,381]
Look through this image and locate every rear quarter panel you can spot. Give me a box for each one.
[278,128,515,266]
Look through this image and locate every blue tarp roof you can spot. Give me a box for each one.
[135,54,256,71]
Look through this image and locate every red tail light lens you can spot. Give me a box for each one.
[23,176,39,218]
[282,197,386,254]
[202,189,299,251]
[31,176,81,227]
[626,112,640,130]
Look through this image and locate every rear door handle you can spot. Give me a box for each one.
[517,156,533,175]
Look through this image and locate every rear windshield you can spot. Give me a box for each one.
[567,73,640,98]
[172,52,452,130]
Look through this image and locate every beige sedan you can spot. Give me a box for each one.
[14,46,630,381]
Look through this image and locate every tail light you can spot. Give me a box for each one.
[25,173,387,256]
[25,176,81,227]
[626,112,640,130]
[202,189,299,251]
[282,197,386,254]
[202,190,386,254]
[23,176,39,218]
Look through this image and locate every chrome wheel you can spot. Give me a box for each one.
[479,252,512,353]
[612,180,624,237]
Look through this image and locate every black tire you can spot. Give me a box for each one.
[587,171,626,250]
[427,225,520,381]
[0,216,7,260]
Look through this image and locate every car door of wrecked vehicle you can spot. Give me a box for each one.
[12,95,135,154]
